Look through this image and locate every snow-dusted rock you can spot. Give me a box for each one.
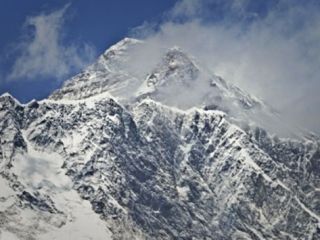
[0,38,319,239]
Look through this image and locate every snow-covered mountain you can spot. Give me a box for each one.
[0,38,319,240]
[50,38,263,112]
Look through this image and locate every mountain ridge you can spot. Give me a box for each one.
[0,38,319,239]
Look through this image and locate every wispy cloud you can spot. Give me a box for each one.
[131,0,320,134]
[8,4,96,81]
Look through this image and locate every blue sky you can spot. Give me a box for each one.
[0,0,177,102]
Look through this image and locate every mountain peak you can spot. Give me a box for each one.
[163,46,199,73]
[102,37,142,58]
[0,92,21,106]
[135,47,200,97]
[49,37,276,130]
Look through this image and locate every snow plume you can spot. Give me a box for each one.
[130,0,320,134]
[8,4,96,82]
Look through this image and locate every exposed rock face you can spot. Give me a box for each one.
[0,38,319,240]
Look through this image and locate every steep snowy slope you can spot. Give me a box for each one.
[0,94,112,240]
[50,38,296,136]
[50,38,144,101]
[50,38,264,112]
[0,38,319,239]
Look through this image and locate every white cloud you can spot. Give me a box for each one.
[169,0,203,19]
[8,4,96,81]
[131,0,320,134]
